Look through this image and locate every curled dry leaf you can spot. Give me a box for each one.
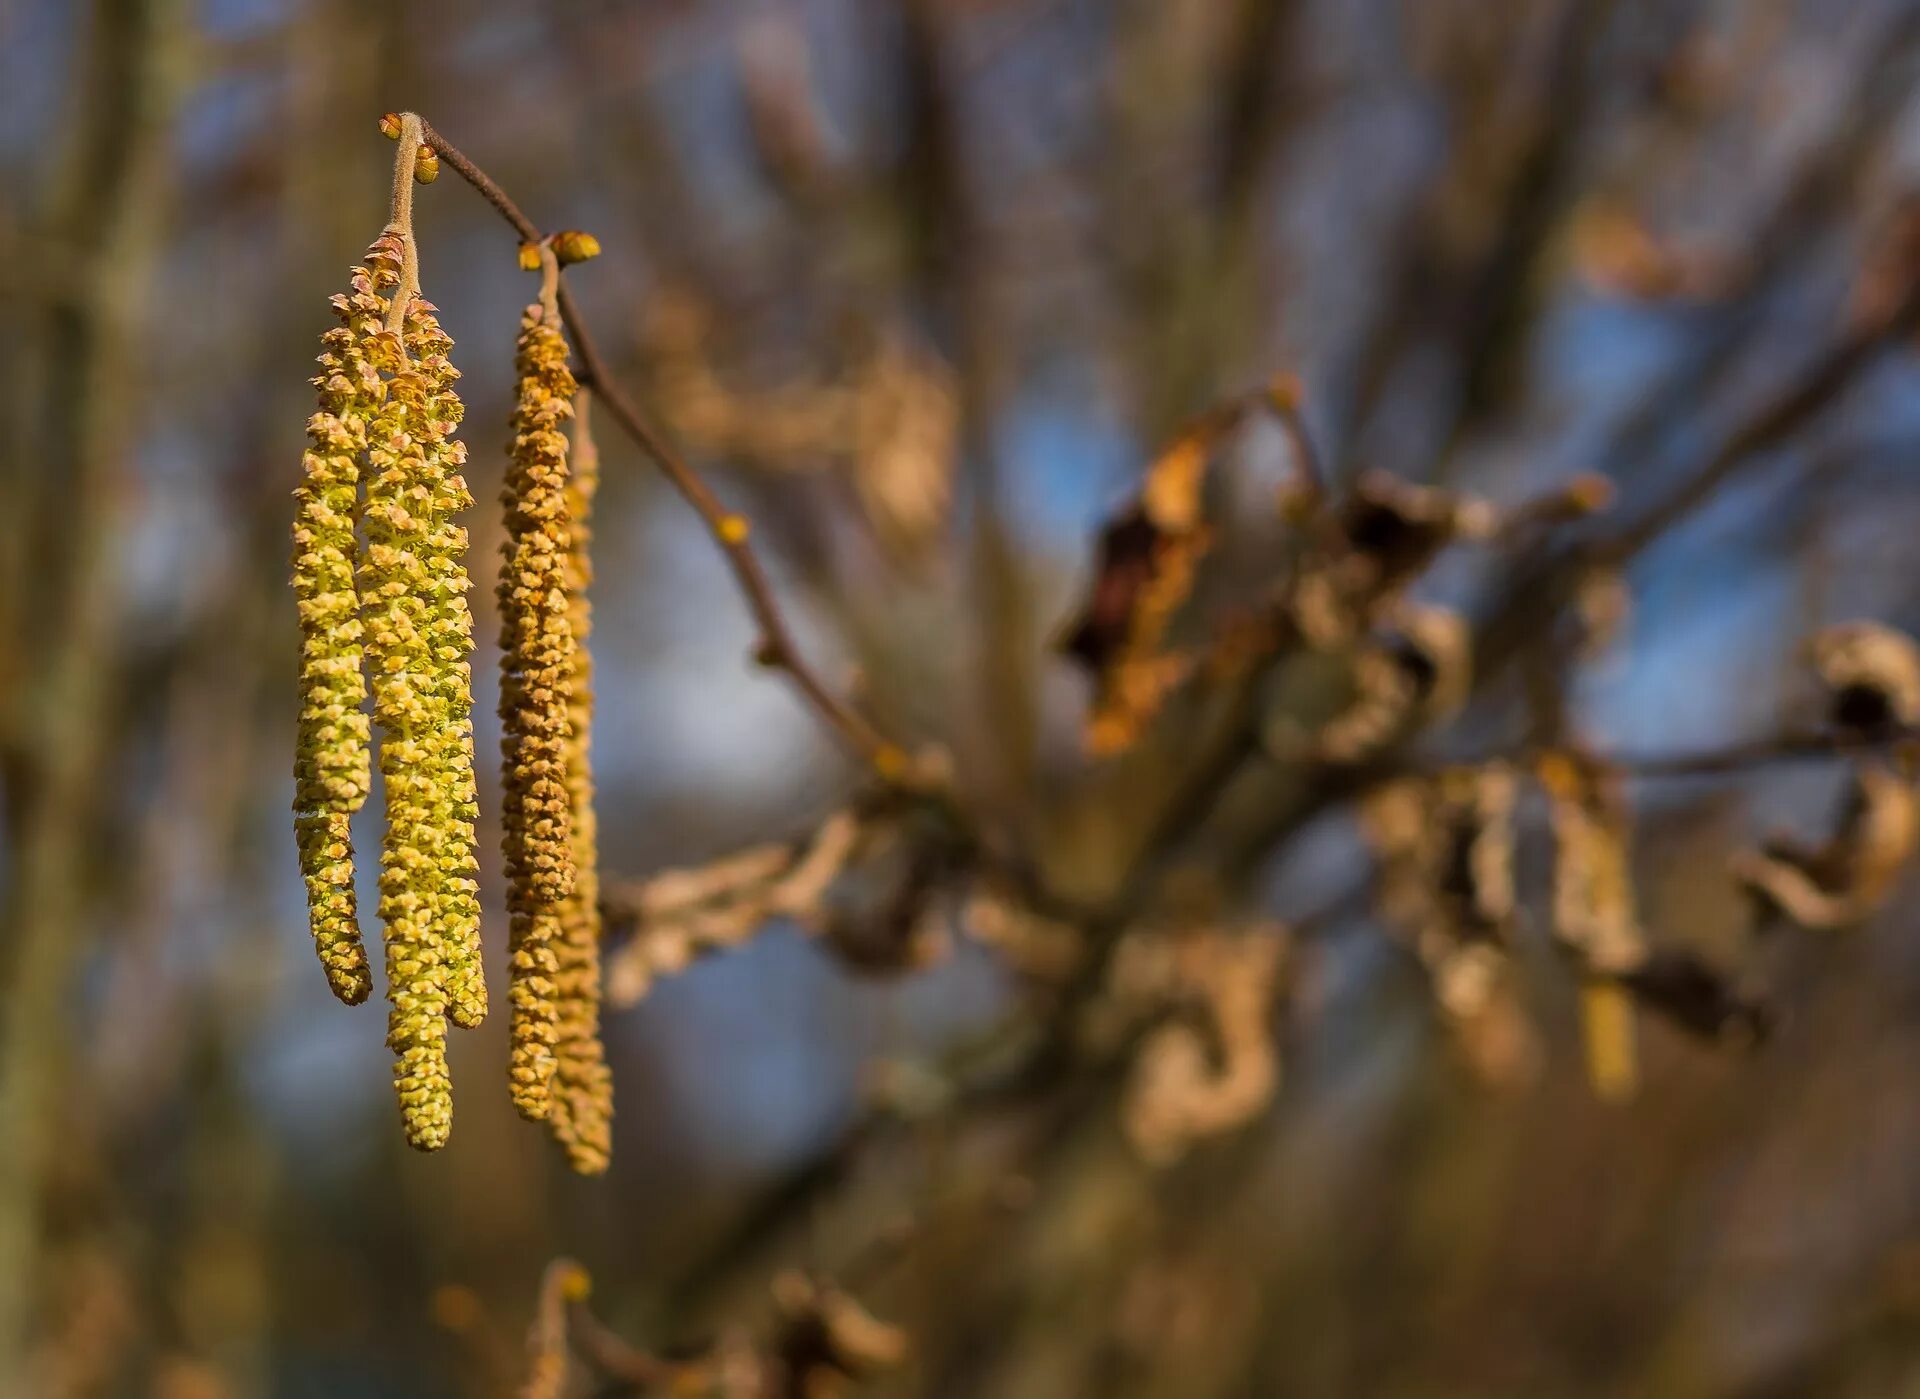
[1362,766,1539,1089]
[1060,380,1308,755]
[1338,472,1498,585]
[1725,623,1920,933]
[770,1272,910,1398]
[602,811,864,1006]
[602,799,968,1006]
[1306,603,1470,763]
[1808,621,1920,738]
[1291,471,1608,650]
[1731,762,1919,930]
[1289,472,1496,648]
[1060,437,1213,756]
[1095,924,1288,1164]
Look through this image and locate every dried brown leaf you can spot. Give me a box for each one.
[1809,621,1920,737]
[602,811,863,1006]
[1731,763,1919,930]
[1363,766,1537,1088]
[1061,381,1309,754]
[1101,924,1288,1164]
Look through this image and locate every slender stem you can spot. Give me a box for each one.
[1592,725,1920,779]
[1431,725,1920,782]
[534,239,560,324]
[408,116,903,774]
[383,112,423,331]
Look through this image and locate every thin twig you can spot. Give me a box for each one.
[1422,725,1920,783]
[565,1302,685,1391]
[382,112,424,331]
[410,116,904,775]
[1585,725,1920,780]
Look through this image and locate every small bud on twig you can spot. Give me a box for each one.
[551,229,601,265]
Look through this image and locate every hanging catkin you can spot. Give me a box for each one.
[359,224,481,1151]
[290,241,389,1006]
[500,269,580,1121]
[547,389,612,1173]
[293,115,497,1154]
[399,295,487,1033]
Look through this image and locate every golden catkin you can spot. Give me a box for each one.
[506,908,563,1122]
[548,393,612,1173]
[290,239,396,1006]
[359,236,479,1151]
[500,301,580,1120]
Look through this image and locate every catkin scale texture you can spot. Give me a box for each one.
[500,303,580,1122]
[548,397,612,1173]
[356,234,482,1151]
[401,300,487,1033]
[290,243,397,1006]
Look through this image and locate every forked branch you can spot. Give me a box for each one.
[404,114,907,777]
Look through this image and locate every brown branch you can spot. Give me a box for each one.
[1600,288,1920,566]
[1420,725,1920,784]
[1469,228,1920,710]
[1581,725,1920,780]
[564,1301,686,1391]
[411,116,905,776]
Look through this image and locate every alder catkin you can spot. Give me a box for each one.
[358,233,479,1150]
[290,240,397,1007]
[500,298,580,1120]
[548,392,612,1173]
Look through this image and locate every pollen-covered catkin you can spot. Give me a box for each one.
[290,240,397,1006]
[500,298,580,1121]
[548,392,612,1173]
[401,297,487,1032]
[359,233,478,1150]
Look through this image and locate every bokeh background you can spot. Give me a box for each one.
[8,0,1920,1394]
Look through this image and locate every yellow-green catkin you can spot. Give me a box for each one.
[290,243,391,1006]
[359,233,480,1150]
[500,299,580,1121]
[400,296,487,1034]
[548,391,612,1173]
